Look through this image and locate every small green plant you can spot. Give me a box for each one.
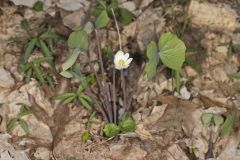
[10,19,61,89]
[52,79,93,111]
[201,112,234,158]
[7,103,33,133]
[81,131,90,142]
[103,116,135,137]
[92,0,134,27]
[19,56,55,89]
[33,1,43,12]
[144,32,186,92]
[201,113,224,127]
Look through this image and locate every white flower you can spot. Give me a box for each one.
[114,50,133,70]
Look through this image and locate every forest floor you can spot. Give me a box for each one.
[0,0,240,160]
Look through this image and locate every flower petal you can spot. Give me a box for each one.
[114,50,124,65]
[116,50,124,57]
[124,53,129,61]
[125,58,133,66]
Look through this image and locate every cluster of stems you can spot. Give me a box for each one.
[91,9,130,124]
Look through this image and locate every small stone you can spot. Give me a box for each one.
[0,67,15,88]
[140,0,154,8]
[185,66,198,77]
[120,1,136,12]
[57,0,90,11]
[210,66,229,82]
[34,147,51,160]
[180,86,191,100]
[63,9,86,29]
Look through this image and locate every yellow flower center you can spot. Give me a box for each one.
[117,59,126,67]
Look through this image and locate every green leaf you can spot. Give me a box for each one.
[26,68,33,83]
[18,119,29,133]
[38,40,55,68]
[103,123,120,137]
[92,3,106,17]
[213,115,224,126]
[79,97,92,111]
[18,109,33,117]
[159,32,186,70]
[82,131,90,142]
[33,65,45,85]
[118,8,134,25]
[33,1,43,12]
[52,93,76,100]
[144,41,159,79]
[79,94,93,103]
[185,56,201,74]
[62,48,81,71]
[119,117,135,133]
[63,95,77,104]
[201,113,213,126]
[59,71,73,78]
[20,19,29,30]
[68,30,88,50]
[20,63,32,72]
[228,72,240,79]
[95,10,110,29]
[23,38,37,63]
[220,113,234,137]
[108,0,118,10]
[7,118,19,132]
[46,74,55,90]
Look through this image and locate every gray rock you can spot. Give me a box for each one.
[188,1,240,32]
[63,9,86,29]
[0,67,15,88]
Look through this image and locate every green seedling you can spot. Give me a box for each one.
[103,123,120,137]
[11,20,60,67]
[7,103,33,133]
[33,1,43,12]
[52,80,93,111]
[103,116,135,138]
[144,32,186,93]
[92,0,134,28]
[81,131,90,142]
[20,56,55,89]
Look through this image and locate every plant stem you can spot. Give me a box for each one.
[95,29,105,74]
[121,70,126,110]
[111,8,122,51]
[113,68,117,123]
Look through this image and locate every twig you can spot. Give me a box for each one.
[121,70,126,109]
[95,29,105,74]
[111,8,122,51]
[113,68,117,123]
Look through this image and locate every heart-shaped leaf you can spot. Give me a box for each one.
[159,32,186,70]
[118,8,134,25]
[201,113,213,126]
[213,115,224,126]
[95,10,110,29]
[144,41,159,79]
[68,30,89,50]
